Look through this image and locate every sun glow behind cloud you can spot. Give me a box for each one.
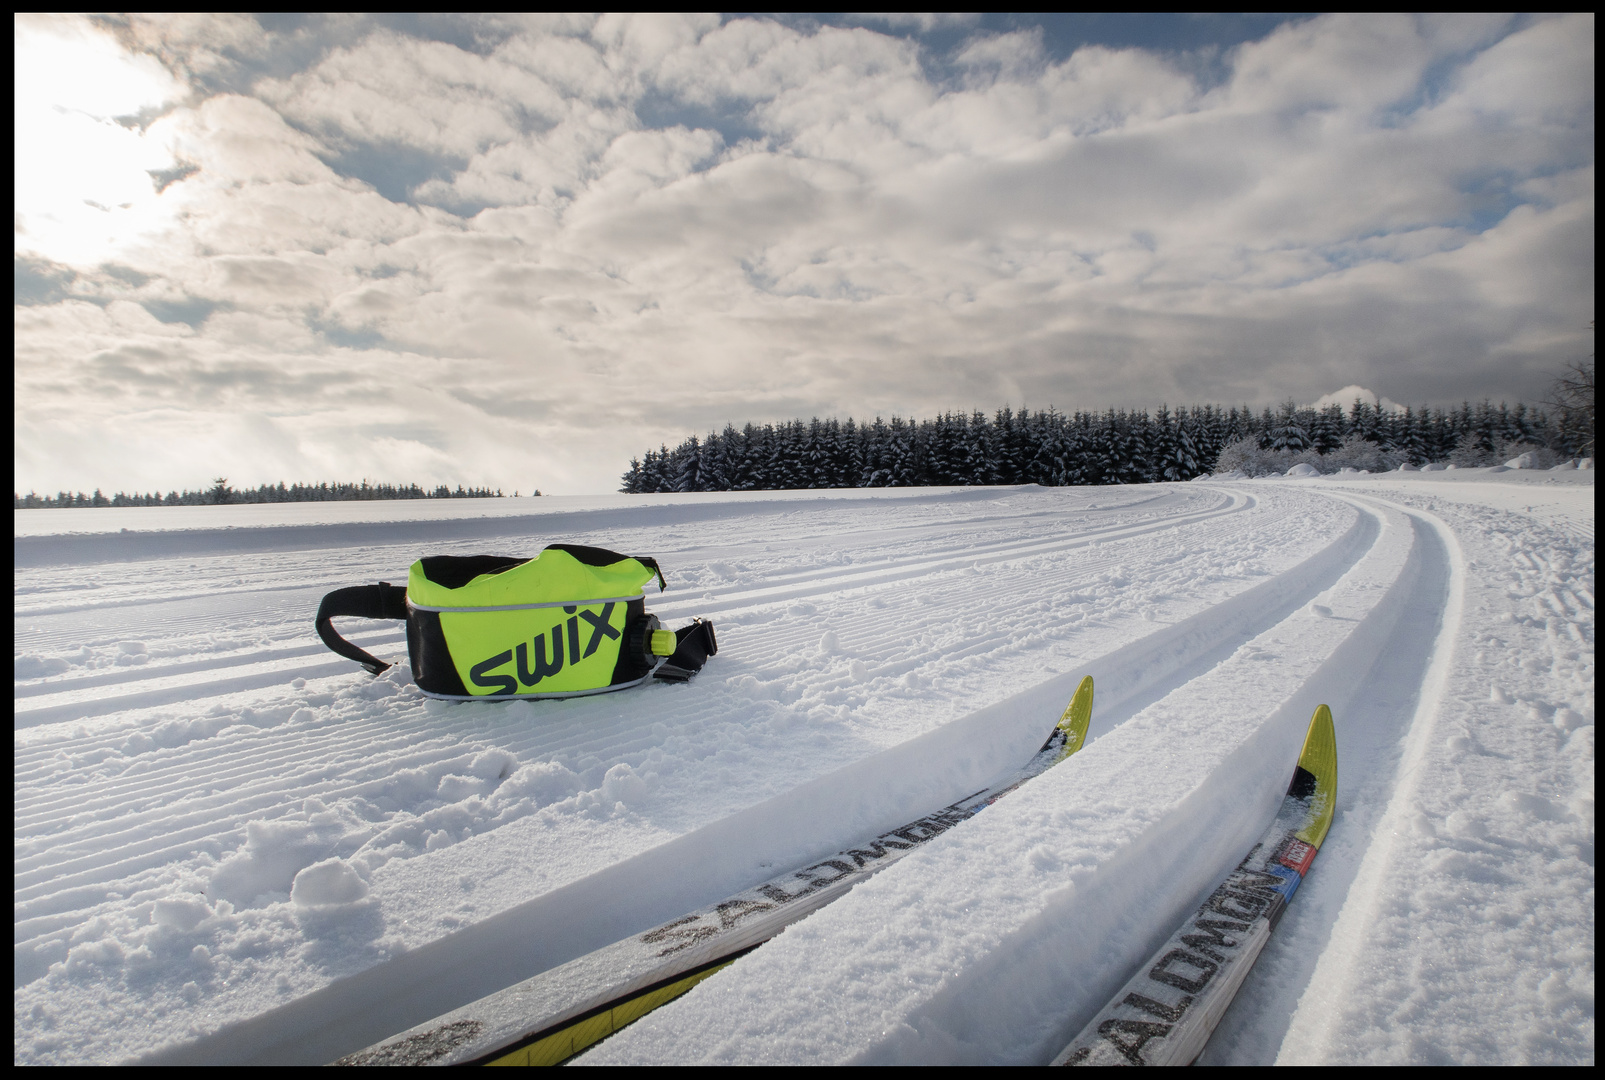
[11,14,1595,495]
[14,16,185,266]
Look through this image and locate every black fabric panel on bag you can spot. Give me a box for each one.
[610,599,651,685]
[544,543,631,566]
[416,554,526,590]
[635,555,667,591]
[407,608,468,696]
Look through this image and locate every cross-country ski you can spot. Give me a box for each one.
[339,678,1095,1065]
[1052,704,1336,1066]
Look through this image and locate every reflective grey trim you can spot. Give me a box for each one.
[406,595,641,614]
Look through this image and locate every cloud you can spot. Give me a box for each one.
[12,13,1595,495]
[846,14,982,36]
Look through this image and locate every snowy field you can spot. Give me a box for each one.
[14,471,1594,1065]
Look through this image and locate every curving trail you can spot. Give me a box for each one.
[13,477,1593,1066]
[580,488,1431,1066]
[578,476,1592,1068]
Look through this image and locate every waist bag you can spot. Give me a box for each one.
[315,544,717,700]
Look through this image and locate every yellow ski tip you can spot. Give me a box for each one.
[1055,676,1094,762]
[1294,704,1337,849]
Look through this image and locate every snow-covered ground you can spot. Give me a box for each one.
[13,470,1594,1065]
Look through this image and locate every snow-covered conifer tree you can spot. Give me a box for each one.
[619,457,643,493]
[1270,401,1312,452]
[862,417,890,486]
[1310,405,1343,453]
[1175,411,1201,478]
[801,418,828,488]
[1026,409,1064,485]
[967,409,997,485]
[670,436,703,492]
[1060,413,1089,485]
[1153,405,1183,481]
[838,418,863,488]
[994,407,1021,484]
[888,417,918,486]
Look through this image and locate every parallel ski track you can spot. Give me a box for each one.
[1195,491,1462,1063]
[16,489,1266,946]
[1044,489,1460,1068]
[567,488,1452,1068]
[125,489,1373,1068]
[14,489,1244,723]
[14,495,1246,876]
[12,487,1180,620]
[13,486,1193,642]
[19,483,1384,1073]
[15,492,1244,773]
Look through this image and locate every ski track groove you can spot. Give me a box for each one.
[14,502,1260,858]
[14,492,1249,743]
[14,499,1274,914]
[14,491,1241,715]
[15,485,1386,1065]
[573,490,1425,1066]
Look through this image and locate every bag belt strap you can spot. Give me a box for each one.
[654,618,718,683]
[315,583,409,674]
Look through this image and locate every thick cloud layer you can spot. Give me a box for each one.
[13,14,1595,493]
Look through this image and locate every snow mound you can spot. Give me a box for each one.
[152,896,214,931]
[601,763,649,806]
[1503,452,1539,469]
[14,654,71,679]
[207,819,330,907]
[291,858,370,908]
[1285,463,1320,477]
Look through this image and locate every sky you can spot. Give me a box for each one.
[13,14,1595,495]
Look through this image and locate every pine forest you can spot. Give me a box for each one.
[620,398,1586,493]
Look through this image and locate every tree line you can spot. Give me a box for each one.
[15,479,511,509]
[621,397,1587,493]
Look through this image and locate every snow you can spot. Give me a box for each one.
[13,470,1594,1065]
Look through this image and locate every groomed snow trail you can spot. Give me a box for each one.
[576,474,1592,1068]
[14,485,1311,1063]
[1270,484,1594,1064]
[13,475,1592,1065]
[578,491,1423,1065]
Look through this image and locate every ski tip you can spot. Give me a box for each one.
[1291,704,1337,849]
[1055,675,1094,761]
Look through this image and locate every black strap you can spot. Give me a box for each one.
[654,619,717,683]
[636,556,667,592]
[316,583,409,674]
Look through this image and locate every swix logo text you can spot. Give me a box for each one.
[468,602,620,694]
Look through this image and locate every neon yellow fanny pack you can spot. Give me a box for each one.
[315,544,716,699]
